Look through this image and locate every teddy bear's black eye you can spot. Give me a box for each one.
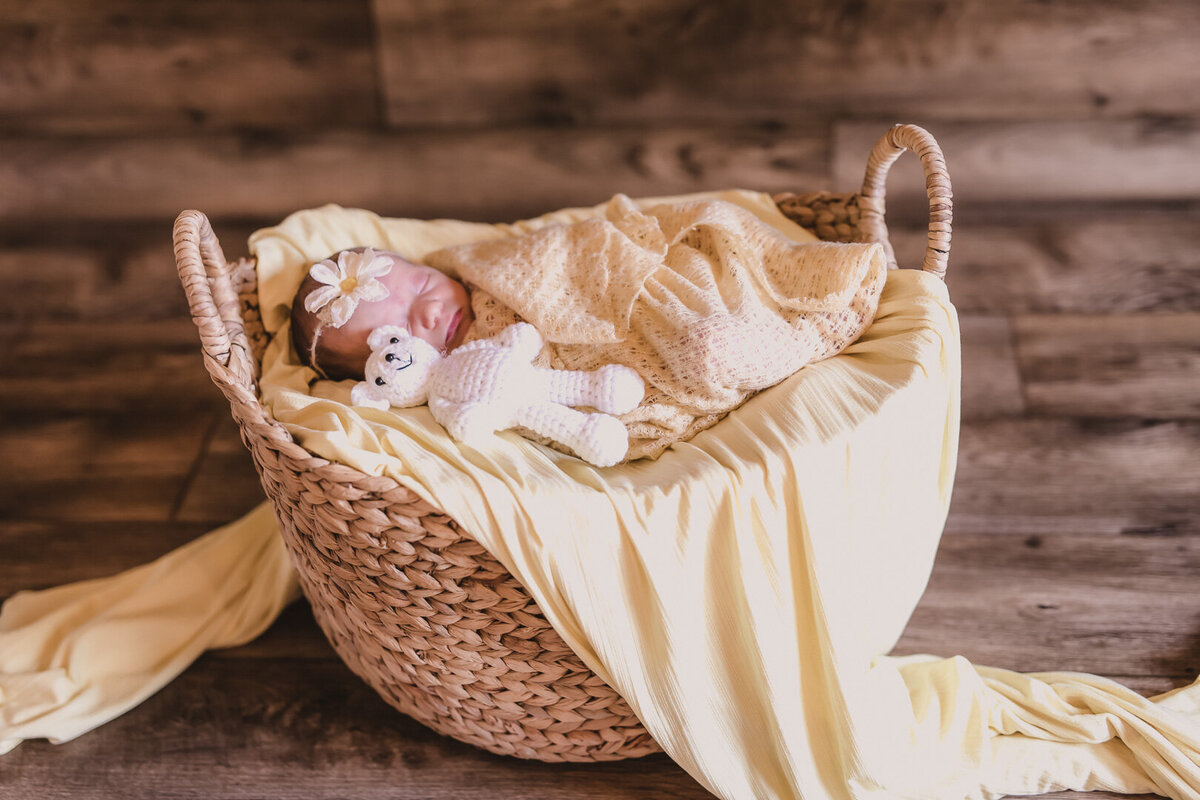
[385,354,395,362]
[389,337,399,344]
[375,377,385,386]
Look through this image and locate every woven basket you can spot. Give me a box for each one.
[172,123,952,762]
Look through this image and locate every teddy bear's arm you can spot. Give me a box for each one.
[495,322,544,358]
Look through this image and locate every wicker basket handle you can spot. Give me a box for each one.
[858,124,953,278]
[173,210,253,377]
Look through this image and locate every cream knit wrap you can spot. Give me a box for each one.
[426,194,888,461]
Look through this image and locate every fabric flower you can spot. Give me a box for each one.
[304,248,393,327]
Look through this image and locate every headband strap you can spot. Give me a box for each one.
[308,321,331,380]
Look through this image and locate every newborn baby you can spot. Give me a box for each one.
[291,247,473,381]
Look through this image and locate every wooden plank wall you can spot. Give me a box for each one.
[1,1,1198,799]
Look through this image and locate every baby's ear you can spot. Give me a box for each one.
[367,325,410,350]
[351,382,390,410]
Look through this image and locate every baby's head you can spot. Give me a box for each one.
[290,247,472,381]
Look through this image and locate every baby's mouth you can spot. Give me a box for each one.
[445,308,463,348]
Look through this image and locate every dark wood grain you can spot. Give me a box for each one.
[173,413,269,525]
[1016,314,1200,419]
[17,115,1198,229]
[0,657,712,800]
[892,206,1200,314]
[950,418,1200,537]
[0,519,226,596]
[0,126,831,224]
[0,404,216,518]
[0,0,378,134]
[960,316,1025,419]
[835,120,1200,214]
[0,316,222,522]
[374,0,1200,128]
[0,221,259,322]
[0,318,223,413]
[895,532,1200,678]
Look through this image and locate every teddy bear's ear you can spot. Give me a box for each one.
[367,325,410,350]
[350,382,390,410]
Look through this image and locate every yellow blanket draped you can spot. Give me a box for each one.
[4,193,1200,799]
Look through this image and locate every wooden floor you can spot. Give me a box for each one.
[0,215,1195,800]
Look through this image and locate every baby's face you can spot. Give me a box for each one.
[366,257,472,351]
[296,250,472,380]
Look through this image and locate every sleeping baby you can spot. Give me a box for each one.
[290,246,473,382]
[290,194,888,462]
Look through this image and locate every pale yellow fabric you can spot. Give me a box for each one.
[426,193,886,460]
[4,195,1200,800]
[0,503,299,754]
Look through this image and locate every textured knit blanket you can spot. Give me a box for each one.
[427,194,887,460]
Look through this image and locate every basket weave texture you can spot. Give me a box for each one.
[173,124,951,762]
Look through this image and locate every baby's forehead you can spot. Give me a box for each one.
[375,257,434,298]
[379,253,439,282]
[380,251,421,270]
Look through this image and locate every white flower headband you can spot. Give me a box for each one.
[304,248,393,328]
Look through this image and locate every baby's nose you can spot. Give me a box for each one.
[414,298,443,329]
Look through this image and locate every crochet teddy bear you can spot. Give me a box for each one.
[350,322,645,467]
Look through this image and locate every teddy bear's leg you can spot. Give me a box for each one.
[513,402,630,467]
[544,365,644,415]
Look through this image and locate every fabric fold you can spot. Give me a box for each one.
[0,502,299,754]
[429,194,667,345]
[852,655,1200,798]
